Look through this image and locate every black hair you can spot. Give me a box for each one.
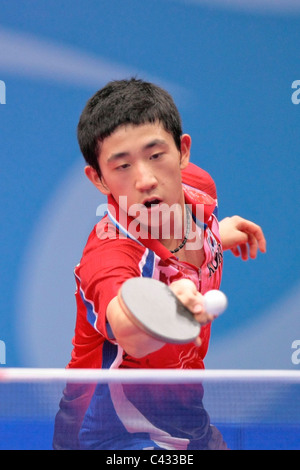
[77,78,183,174]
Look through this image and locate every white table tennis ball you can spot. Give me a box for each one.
[204,290,228,316]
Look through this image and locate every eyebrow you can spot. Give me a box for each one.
[107,139,168,163]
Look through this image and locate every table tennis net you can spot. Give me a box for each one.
[0,369,299,450]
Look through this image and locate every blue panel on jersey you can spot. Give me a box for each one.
[141,249,155,278]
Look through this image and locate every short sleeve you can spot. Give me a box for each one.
[75,227,146,339]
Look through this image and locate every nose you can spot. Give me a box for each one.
[135,163,158,192]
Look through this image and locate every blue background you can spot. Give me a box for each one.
[0,0,300,369]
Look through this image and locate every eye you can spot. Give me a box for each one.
[116,163,130,171]
[150,153,163,161]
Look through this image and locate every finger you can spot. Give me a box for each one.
[231,246,241,257]
[240,243,249,261]
[183,289,204,315]
[248,233,259,259]
[193,311,215,325]
[239,220,267,253]
[171,283,204,314]
[258,232,267,253]
[189,293,205,315]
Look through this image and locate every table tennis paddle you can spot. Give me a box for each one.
[119,277,228,344]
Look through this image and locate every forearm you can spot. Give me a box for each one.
[106,296,165,358]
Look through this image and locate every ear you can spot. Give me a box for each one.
[179,134,191,170]
[84,166,111,195]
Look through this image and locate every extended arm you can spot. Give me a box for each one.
[106,295,165,358]
[106,279,214,357]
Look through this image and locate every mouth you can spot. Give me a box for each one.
[142,198,162,208]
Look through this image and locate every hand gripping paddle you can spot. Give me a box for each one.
[119,277,228,344]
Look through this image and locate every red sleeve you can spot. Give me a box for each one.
[182,162,217,200]
[76,227,146,339]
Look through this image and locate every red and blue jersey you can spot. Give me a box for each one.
[53,163,225,450]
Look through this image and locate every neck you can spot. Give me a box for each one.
[158,204,190,254]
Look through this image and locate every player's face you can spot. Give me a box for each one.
[87,122,191,216]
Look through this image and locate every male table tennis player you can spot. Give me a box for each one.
[53,78,266,450]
